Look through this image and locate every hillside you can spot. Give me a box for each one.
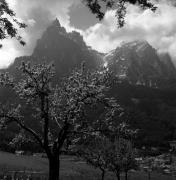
[1,19,176,150]
[105,40,176,88]
[7,18,103,79]
[0,152,175,180]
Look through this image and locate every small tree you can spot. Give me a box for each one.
[105,123,136,180]
[0,61,117,180]
[144,158,154,180]
[121,140,136,180]
[105,137,124,180]
[77,135,111,180]
[77,120,137,180]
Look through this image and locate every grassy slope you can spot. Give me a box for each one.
[0,151,48,171]
[0,151,175,180]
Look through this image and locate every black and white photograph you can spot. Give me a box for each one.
[0,0,176,179]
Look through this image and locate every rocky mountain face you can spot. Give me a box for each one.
[5,20,176,88]
[2,19,176,148]
[7,18,103,79]
[105,40,176,88]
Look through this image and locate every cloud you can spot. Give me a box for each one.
[0,0,80,68]
[83,1,176,63]
[1,0,176,68]
[0,40,21,68]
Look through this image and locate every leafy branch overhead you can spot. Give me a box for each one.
[0,0,26,47]
[83,0,157,27]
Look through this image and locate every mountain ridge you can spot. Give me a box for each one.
[4,19,176,88]
[5,19,103,82]
[105,40,176,88]
[1,19,176,149]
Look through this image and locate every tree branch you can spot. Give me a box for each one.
[0,115,44,148]
[43,97,51,157]
[56,122,70,152]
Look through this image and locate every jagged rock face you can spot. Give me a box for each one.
[32,18,102,76]
[8,19,103,78]
[158,52,176,77]
[4,21,176,88]
[105,40,176,87]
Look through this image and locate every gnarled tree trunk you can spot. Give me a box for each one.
[49,155,60,180]
[125,171,128,180]
[115,171,121,180]
[101,169,105,180]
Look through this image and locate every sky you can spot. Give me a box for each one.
[1,0,176,68]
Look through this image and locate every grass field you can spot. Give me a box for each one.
[0,151,175,180]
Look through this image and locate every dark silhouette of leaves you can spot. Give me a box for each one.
[0,0,26,47]
[83,0,157,27]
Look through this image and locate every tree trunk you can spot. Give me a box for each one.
[116,172,121,180]
[148,172,151,180]
[125,171,128,180]
[49,156,60,180]
[101,169,105,180]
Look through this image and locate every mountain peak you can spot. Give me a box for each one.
[105,40,176,87]
[69,31,86,48]
[52,18,61,28]
[44,18,67,36]
[30,17,102,75]
[121,40,151,49]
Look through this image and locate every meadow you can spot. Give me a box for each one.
[0,151,175,180]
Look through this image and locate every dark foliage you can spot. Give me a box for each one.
[0,61,120,180]
[108,81,176,149]
[83,0,157,27]
[0,0,26,46]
